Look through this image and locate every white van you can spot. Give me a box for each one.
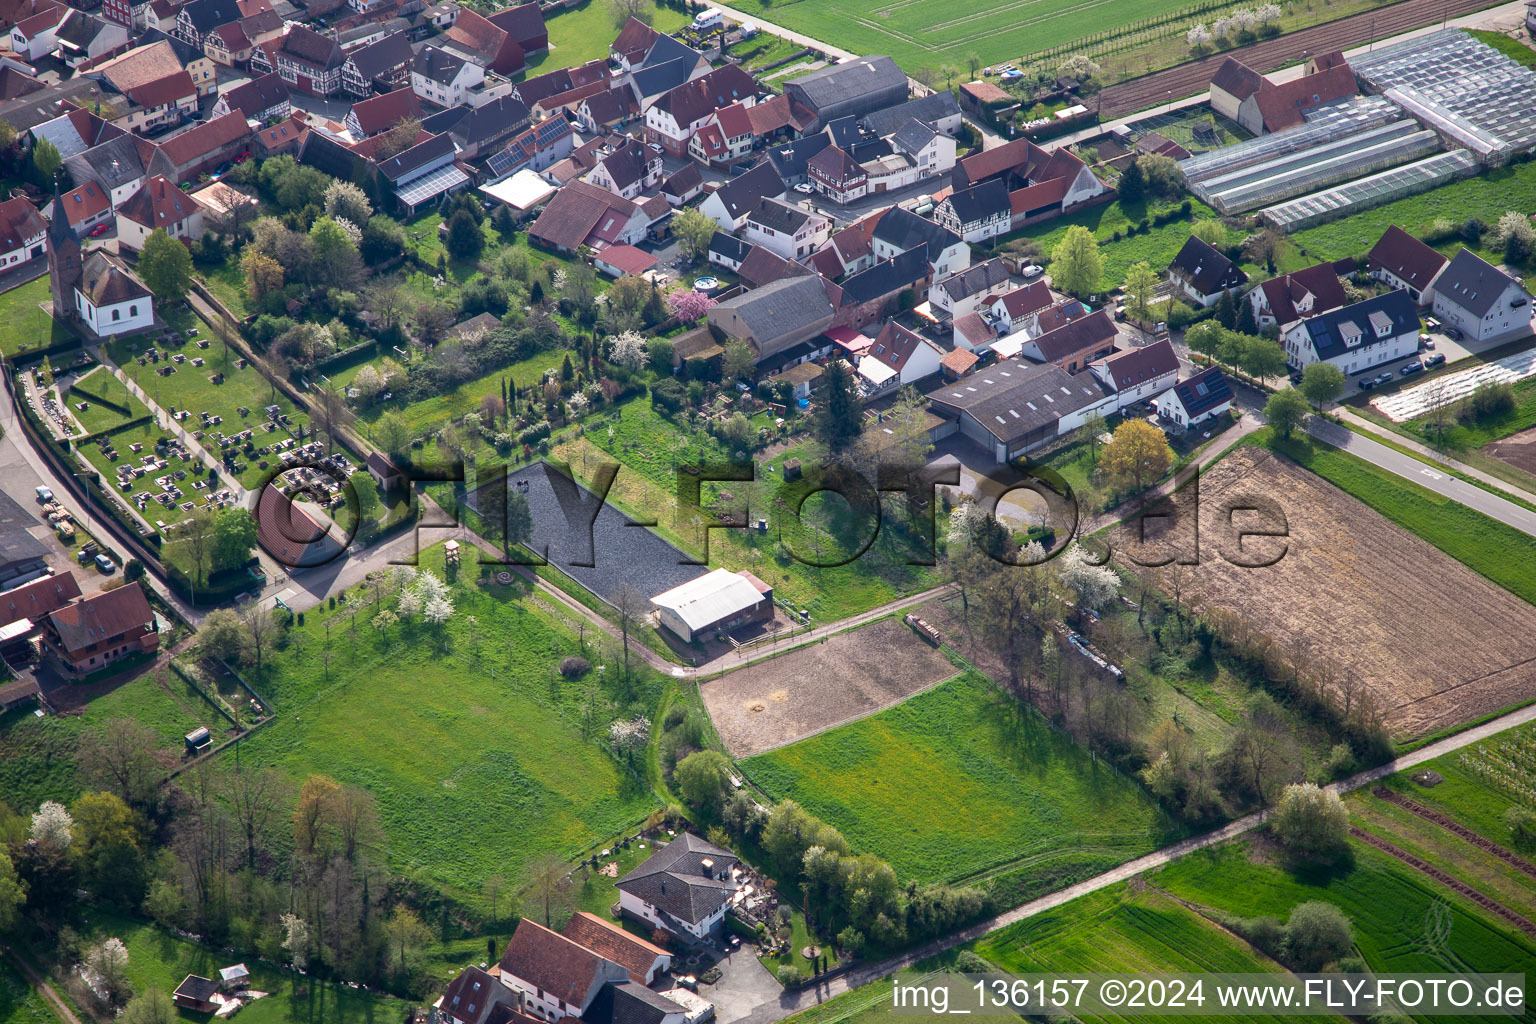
[692,8,723,30]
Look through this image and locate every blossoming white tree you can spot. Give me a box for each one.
[609,331,647,371]
[30,801,73,851]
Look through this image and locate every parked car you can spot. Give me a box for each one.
[94,554,116,574]
[1289,370,1304,385]
[1445,326,1462,340]
[1358,377,1377,390]
[1373,371,1394,386]
[1021,264,1044,279]
[34,485,52,502]
[793,182,814,194]
[1424,352,1447,368]
[89,223,110,237]
[1400,361,1424,376]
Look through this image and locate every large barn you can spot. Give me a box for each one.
[649,568,773,643]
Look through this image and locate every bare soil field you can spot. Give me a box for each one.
[1485,426,1536,476]
[1118,447,1536,737]
[701,618,958,756]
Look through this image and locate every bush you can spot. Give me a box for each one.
[1460,381,1515,422]
[776,966,805,987]
[1283,901,1353,970]
[1325,743,1354,779]
[558,656,590,678]
[953,950,991,972]
[1230,914,1285,957]
[1272,783,1350,858]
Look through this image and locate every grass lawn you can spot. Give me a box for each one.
[973,885,1334,1024]
[0,954,60,1024]
[68,366,153,435]
[743,673,1176,884]
[0,667,224,812]
[202,258,251,319]
[727,32,804,71]
[105,316,312,489]
[231,545,663,901]
[533,0,689,71]
[1260,430,1536,606]
[1155,840,1536,979]
[0,277,73,358]
[60,908,404,1024]
[997,197,1218,287]
[1468,29,1536,68]
[1291,161,1536,277]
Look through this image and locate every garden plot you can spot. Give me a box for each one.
[701,617,957,757]
[1127,446,1536,737]
[1372,346,1536,421]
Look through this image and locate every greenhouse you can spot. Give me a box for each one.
[1259,150,1480,231]
[1192,120,1441,213]
[1351,29,1536,162]
[1178,96,1401,186]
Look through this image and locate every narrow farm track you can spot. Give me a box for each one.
[1347,825,1536,937]
[1097,0,1505,118]
[1371,787,1536,881]
[1,943,82,1024]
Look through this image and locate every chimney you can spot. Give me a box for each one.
[699,857,713,878]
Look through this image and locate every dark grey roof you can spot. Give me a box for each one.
[824,114,863,150]
[762,133,830,182]
[891,118,938,157]
[641,32,699,70]
[711,160,784,219]
[0,78,108,133]
[138,27,204,67]
[298,128,368,181]
[67,135,147,192]
[413,45,467,86]
[597,138,652,191]
[1168,235,1247,297]
[872,205,959,258]
[426,95,531,148]
[0,489,45,571]
[786,55,905,112]
[180,0,241,33]
[1435,247,1525,318]
[714,275,833,349]
[927,360,1109,446]
[56,11,109,49]
[746,196,812,235]
[938,257,1010,301]
[708,230,750,264]
[345,31,413,82]
[839,246,926,305]
[584,983,687,1024]
[861,90,960,137]
[1301,290,1418,362]
[1168,366,1231,418]
[616,833,740,925]
[943,179,1008,225]
[377,131,455,183]
[174,976,220,1003]
[630,56,694,100]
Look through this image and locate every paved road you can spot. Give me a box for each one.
[1337,406,1536,504]
[728,698,1536,1024]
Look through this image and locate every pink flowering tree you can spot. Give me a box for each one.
[668,289,716,324]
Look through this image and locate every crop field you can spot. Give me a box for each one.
[1129,444,1536,739]
[702,617,958,756]
[731,0,1195,72]
[1156,842,1536,984]
[1378,724,1536,847]
[743,672,1174,883]
[973,886,1338,1024]
[104,319,311,489]
[233,547,662,900]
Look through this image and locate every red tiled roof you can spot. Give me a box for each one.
[155,110,249,167]
[116,174,199,230]
[560,913,666,985]
[940,346,978,375]
[1008,177,1067,216]
[867,320,935,373]
[596,243,656,276]
[714,100,751,139]
[952,311,994,347]
[1254,63,1356,132]
[959,79,1010,104]
[743,92,792,136]
[498,920,618,1009]
[652,63,756,127]
[993,282,1052,318]
[1258,262,1347,324]
[691,122,726,159]
[610,15,656,60]
[0,194,43,250]
[1367,224,1448,291]
[0,571,81,624]
[349,86,418,135]
[46,582,152,655]
[528,179,635,250]
[1093,337,1177,389]
[128,70,196,109]
[55,181,110,227]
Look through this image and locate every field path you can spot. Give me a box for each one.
[1,942,83,1024]
[725,698,1536,1024]
[703,1,855,59]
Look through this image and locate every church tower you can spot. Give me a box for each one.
[47,199,82,324]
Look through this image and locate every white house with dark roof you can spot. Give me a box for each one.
[614,832,744,940]
[1155,366,1232,428]
[1167,235,1247,307]
[1367,224,1448,304]
[740,196,829,261]
[1431,248,1533,344]
[930,257,1011,321]
[74,250,153,336]
[583,138,663,200]
[1090,338,1179,411]
[699,160,784,231]
[1283,289,1419,374]
[871,206,968,279]
[926,359,1115,463]
[932,179,1010,243]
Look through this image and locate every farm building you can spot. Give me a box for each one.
[615,831,744,939]
[1208,53,1358,135]
[649,568,773,643]
[561,913,671,985]
[0,678,41,711]
[496,919,628,1019]
[926,360,1115,464]
[782,56,907,132]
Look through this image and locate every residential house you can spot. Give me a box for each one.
[699,159,784,230]
[8,1,63,60]
[645,63,757,156]
[952,135,1106,222]
[811,216,877,278]
[592,243,656,279]
[1167,235,1247,307]
[54,10,130,69]
[739,196,828,260]
[1283,290,1420,374]
[422,94,530,160]
[585,137,663,200]
[0,572,83,628]
[856,319,943,391]
[485,2,545,55]
[438,8,524,76]
[435,966,522,1024]
[275,26,345,96]
[930,257,1010,322]
[1154,365,1232,428]
[933,178,1009,243]
[40,580,158,675]
[91,40,199,131]
[252,113,305,156]
[411,44,499,109]
[171,0,239,50]
[625,37,708,111]
[687,100,753,167]
[51,181,113,234]
[29,107,123,162]
[615,832,744,941]
[1017,307,1117,373]
[706,229,750,271]
[805,144,865,204]
[1208,53,1357,134]
[575,87,638,134]
[497,919,628,1020]
[1248,261,1346,330]
[609,14,656,71]
[209,71,290,121]
[201,9,282,66]
[1367,224,1448,304]
[378,131,467,214]
[926,360,1114,463]
[1090,337,1178,411]
[345,86,419,138]
[1431,248,1534,344]
[528,180,664,252]
[828,245,928,331]
[485,114,574,180]
[708,274,836,363]
[861,89,963,137]
[951,314,994,354]
[152,110,250,182]
[985,281,1053,337]
[743,92,808,144]
[341,29,413,97]
[114,173,202,249]
[659,163,703,206]
[65,134,155,209]
[173,977,221,1014]
[782,55,906,132]
[0,195,44,268]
